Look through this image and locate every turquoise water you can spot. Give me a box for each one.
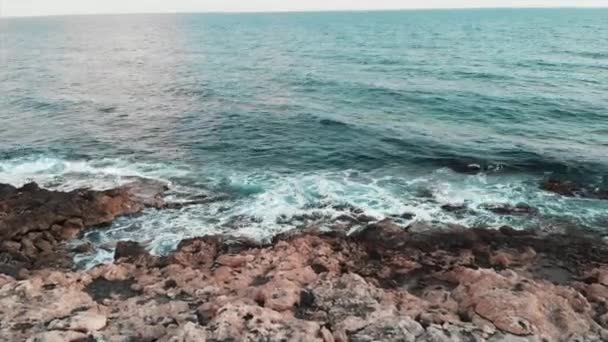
[1,9,608,264]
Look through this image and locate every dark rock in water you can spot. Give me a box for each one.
[540,178,608,200]
[0,183,17,197]
[331,203,364,214]
[164,194,230,209]
[406,220,434,233]
[222,214,263,229]
[540,178,581,197]
[441,203,467,212]
[352,218,407,248]
[399,212,416,220]
[71,242,95,254]
[114,241,149,262]
[499,225,536,237]
[335,214,359,223]
[482,202,539,215]
[355,214,377,223]
[447,162,483,175]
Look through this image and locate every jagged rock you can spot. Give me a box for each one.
[0,181,166,270]
[114,240,150,263]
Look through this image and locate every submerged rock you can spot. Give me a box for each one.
[481,203,539,216]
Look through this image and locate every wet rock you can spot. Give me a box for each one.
[335,214,359,224]
[482,203,539,216]
[407,220,434,233]
[71,242,95,254]
[0,183,17,197]
[352,218,407,248]
[114,241,150,263]
[541,178,608,200]
[398,212,416,220]
[356,214,377,223]
[448,162,483,175]
[540,178,581,197]
[441,203,468,212]
[0,181,166,270]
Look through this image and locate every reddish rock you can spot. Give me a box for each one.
[0,181,166,270]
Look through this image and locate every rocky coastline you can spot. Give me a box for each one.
[2,181,608,341]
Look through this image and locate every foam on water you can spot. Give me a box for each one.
[3,155,605,268]
[0,155,189,191]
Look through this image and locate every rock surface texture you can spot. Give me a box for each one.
[0,181,166,273]
[1,183,608,341]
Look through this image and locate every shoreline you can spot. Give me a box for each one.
[2,182,608,340]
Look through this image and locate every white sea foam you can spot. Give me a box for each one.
[0,155,190,191]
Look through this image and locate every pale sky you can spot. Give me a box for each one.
[2,0,607,17]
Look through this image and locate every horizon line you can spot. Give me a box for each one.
[1,5,607,19]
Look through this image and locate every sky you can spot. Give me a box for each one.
[2,0,607,17]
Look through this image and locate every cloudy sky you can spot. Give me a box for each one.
[2,0,606,17]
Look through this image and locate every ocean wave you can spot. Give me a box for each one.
[447,70,515,81]
[0,154,187,191]
[560,50,608,60]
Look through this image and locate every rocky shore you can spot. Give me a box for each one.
[2,182,608,341]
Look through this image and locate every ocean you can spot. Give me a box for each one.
[1,9,607,266]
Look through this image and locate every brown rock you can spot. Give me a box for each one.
[0,240,21,254]
[25,330,87,342]
[71,242,95,254]
[114,241,149,263]
[47,311,107,332]
[0,181,166,270]
[33,239,53,254]
[254,279,301,311]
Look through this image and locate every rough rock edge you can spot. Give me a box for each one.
[0,181,167,273]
